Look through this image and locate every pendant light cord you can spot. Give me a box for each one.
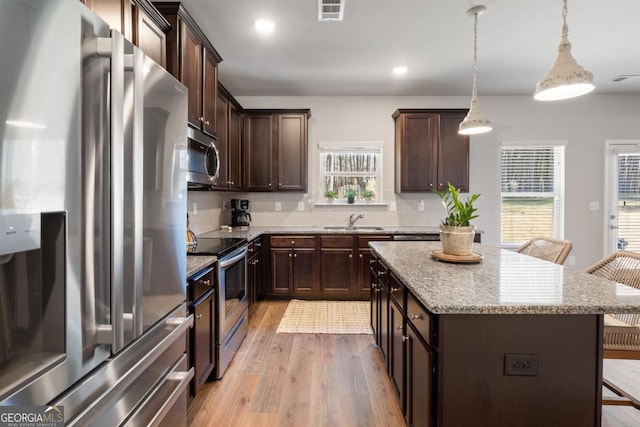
[561,0,569,42]
[471,11,479,101]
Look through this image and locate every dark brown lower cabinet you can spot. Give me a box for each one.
[319,236,355,297]
[389,297,405,408]
[406,323,434,427]
[191,290,214,396]
[378,271,390,368]
[247,237,262,306]
[269,236,317,297]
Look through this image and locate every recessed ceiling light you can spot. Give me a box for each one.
[255,18,275,34]
[392,66,408,76]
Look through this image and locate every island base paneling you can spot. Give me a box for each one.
[437,314,603,427]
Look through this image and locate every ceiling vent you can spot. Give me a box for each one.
[318,0,345,21]
[610,75,640,83]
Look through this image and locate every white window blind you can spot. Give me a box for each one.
[616,153,640,251]
[500,145,565,245]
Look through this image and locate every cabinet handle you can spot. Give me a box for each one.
[374,288,380,293]
[248,248,253,252]
[349,254,353,259]
[390,286,400,293]
[369,259,375,264]
[371,282,376,289]
[410,313,423,320]
[293,253,297,258]
[379,270,387,275]
[396,325,403,330]
[402,335,409,342]
[198,116,204,122]
[268,183,272,187]
[291,241,295,245]
[205,120,210,125]
[195,314,203,319]
[359,254,363,258]
[203,279,212,287]
[255,259,259,264]
[256,243,262,247]
[278,182,282,187]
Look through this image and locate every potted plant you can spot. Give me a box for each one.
[362,190,375,202]
[434,183,480,256]
[324,189,338,203]
[345,188,357,204]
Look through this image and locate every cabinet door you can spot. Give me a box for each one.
[277,114,307,191]
[212,91,229,190]
[396,113,438,192]
[243,115,275,191]
[270,248,292,294]
[437,113,469,192]
[202,52,218,137]
[389,299,405,410]
[192,292,214,395]
[228,104,242,191]
[370,263,380,345]
[292,248,316,295]
[379,280,390,368]
[180,24,202,128]
[358,249,373,299]
[406,324,434,427]
[85,0,133,40]
[133,5,166,67]
[319,248,354,296]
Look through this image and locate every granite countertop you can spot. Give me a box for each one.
[369,241,640,315]
[187,255,217,278]
[199,225,456,241]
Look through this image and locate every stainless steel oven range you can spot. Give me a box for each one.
[188,237,248,378]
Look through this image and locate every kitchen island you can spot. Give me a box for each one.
[369,241,640,427]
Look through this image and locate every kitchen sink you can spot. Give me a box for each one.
[323,226,385,230]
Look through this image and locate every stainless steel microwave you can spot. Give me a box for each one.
[187,127,219,188]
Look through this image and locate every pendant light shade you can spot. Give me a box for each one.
[459,5,492,136]
[534,0,594,101]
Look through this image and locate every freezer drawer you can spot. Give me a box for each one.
[52,305,193,426]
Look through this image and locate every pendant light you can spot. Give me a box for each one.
[459,5,492,136]
[534,0,594,101]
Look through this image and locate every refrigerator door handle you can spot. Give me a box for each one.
[131,47,145,338]
[110,29,126,352]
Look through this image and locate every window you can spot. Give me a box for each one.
[319,143,382,203]
[500,144,565,246]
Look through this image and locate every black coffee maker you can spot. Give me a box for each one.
[231,199,251,227]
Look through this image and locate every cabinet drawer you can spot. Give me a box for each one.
[358,235,392,247]
[189,266,215,302]
[270,236,316,248]
[407,292,433,346]
[320,235,353,248]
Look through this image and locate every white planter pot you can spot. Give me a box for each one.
[439,225,476,256]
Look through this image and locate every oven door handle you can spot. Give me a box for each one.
[219,246,247,269]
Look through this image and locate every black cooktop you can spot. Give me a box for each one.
[187,237,247,257]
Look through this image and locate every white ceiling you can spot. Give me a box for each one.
[176,0,640,97]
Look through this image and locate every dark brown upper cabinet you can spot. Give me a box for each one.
[155,2,222,138]
[242,109,310,192]
[83,0,169,67]
[393,109,469,193]
[211,84,243,191]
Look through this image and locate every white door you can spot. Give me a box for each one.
[605,140,640,253]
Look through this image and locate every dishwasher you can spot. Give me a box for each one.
[393,234,440,241]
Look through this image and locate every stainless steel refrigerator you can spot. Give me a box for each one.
[0,0,193,424]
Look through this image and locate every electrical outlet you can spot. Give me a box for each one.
[192,203,198,215]
[297,201,304,211]
[389,201,397,211]
[418,200,424,211]
[567,255,576,266]
[275,202,281,211]
[590,201,600,211]
[504,353,538,376]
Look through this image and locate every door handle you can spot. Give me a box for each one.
[610,225,618,230]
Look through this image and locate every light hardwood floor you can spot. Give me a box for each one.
[188,300,640,427]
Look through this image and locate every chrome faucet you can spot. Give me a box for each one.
[348,213,364,229]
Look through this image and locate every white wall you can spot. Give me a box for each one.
[188,94,640,269]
